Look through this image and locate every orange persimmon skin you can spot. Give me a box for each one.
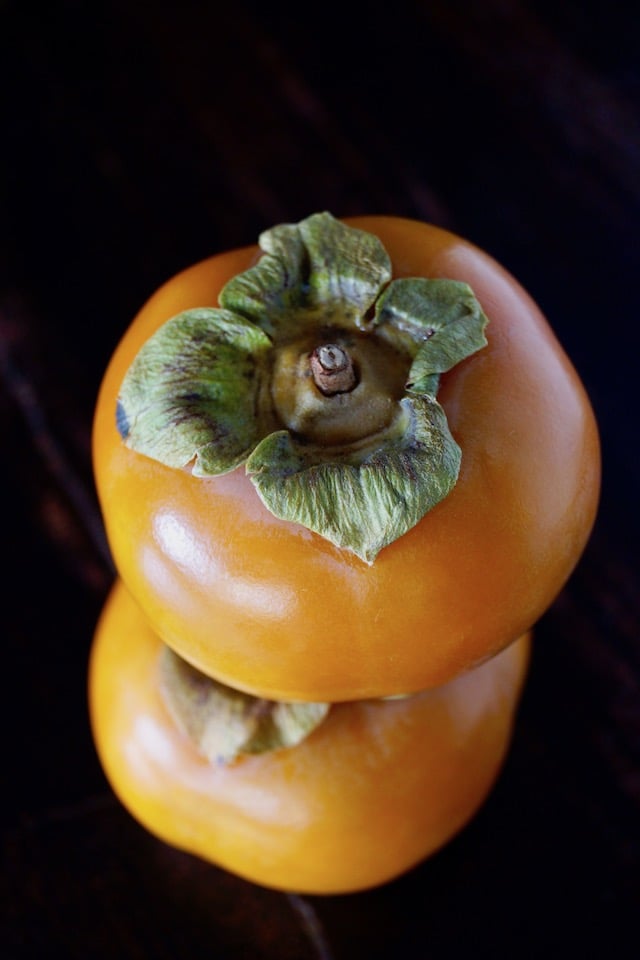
[92,216,600,701]
[89,579,531,895]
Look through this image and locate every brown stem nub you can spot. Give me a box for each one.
[310,344,357,396]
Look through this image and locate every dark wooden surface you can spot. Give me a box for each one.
[2,2,639,957]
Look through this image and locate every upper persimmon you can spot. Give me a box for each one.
[92,213,600,701]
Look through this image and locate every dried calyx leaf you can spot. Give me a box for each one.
[117,212,489,562]
[159,646,329,765]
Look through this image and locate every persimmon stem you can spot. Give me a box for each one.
[310,344,357,395]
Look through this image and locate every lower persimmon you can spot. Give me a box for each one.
[89,578,531,894]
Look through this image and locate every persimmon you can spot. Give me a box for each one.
[92,213,600,701]
[88,579,531,895]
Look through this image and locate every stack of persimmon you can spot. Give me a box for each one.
[89,213,600,894]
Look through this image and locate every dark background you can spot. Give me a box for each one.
[2,1,639,958]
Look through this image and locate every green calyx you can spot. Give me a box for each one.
[117,212,489,563]
[159,646,329,764]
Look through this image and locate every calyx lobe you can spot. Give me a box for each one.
[159,646,329,764]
